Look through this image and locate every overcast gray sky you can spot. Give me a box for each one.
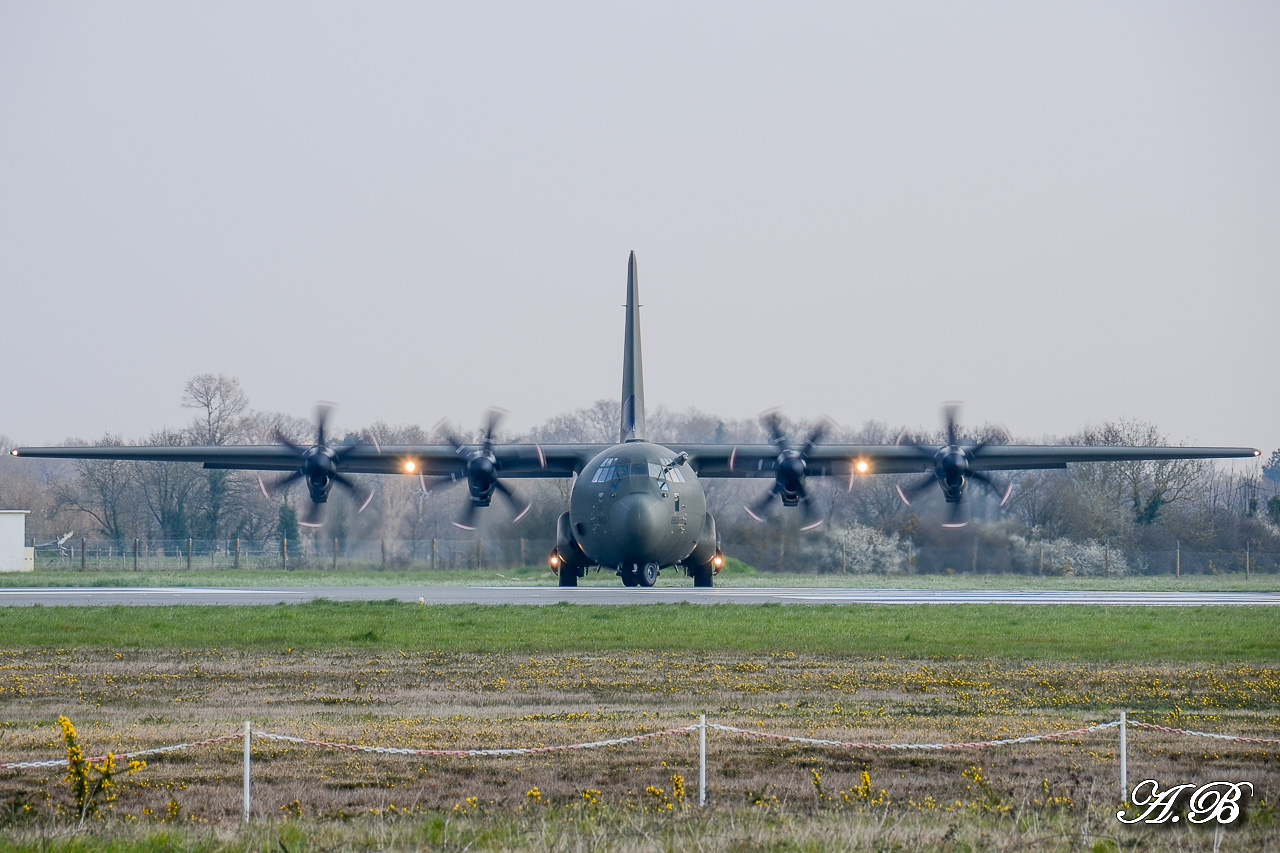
[2,2,1276,451]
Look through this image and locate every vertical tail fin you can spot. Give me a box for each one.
[620,251,646,443]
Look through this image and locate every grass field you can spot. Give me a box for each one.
[2,601,1277,851]
[2,600,1279,661]
[4,559,1280,591]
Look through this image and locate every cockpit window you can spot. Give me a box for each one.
[591,459,687,482]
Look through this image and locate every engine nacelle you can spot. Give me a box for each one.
[686,512,719,570]
[551,510,591,576]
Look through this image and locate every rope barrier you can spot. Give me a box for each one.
[250,725,699,757]
[4,717,1275,778]
[0,732,242,770]
[707,720,1121,751]
[1129,721,1280,746]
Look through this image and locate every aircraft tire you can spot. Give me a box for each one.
[690,564,714,588]
[558,567,579,587]
[638,563,659,587]
[621,569,639,587]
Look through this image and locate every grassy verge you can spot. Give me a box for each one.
[2,601,1276,661]
[4,560,1280,591]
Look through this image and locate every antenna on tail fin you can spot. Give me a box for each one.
[620,251,646,443]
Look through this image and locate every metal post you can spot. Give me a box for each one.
[133,538,139,571]
[477,537,483,569]
[333,537,339,571]
[1105,540,1110,577]
[282,538,288,571]
[1039,543,1044,575]
[699,713,707,807]
[1119,710,1128,803]
[234,538,241,569]
[431,538,437,570]
[1245,541,1251,580]
[243,720,251,823]
[1175,540,1180,578]
[520,538,526,567]
[187,539,193,571]
[381,539,387,570]
[80,538,86,570]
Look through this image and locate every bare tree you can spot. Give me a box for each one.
[182,374,249,445]
[49,435,140,541]
[181,375,252,539]
[132,428,202,540]
[1078,420,1207,526]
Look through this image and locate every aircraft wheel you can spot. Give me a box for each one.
[558,567,579,587]
[638,563,659,587]
[621,569,639,587]
[690,565,714,588]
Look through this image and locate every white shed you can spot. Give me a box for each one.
[0,511,34,572]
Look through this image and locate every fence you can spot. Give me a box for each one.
[28,536,556,572]
[26,535,1280,577]
[4,714,1277,822]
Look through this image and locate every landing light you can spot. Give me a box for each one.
[404,460,416,473]
[855,460,869,473]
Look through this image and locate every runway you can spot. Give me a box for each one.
[3,586,1279,606]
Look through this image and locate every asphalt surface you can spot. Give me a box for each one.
[2,586,1279,606]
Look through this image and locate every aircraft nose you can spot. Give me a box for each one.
[612,493,666,556]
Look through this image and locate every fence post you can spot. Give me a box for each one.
[1039,543,1044,575]
[187,539,193,571]
[282,538,288,571]
[1175,540,1180,577]
[520,538,526,567]
[1119,710,1128,803]
[333,538,339,571]
[699,713,707,807]
[477,537,483,569]
[243,720,251,823]
[133,539,139,571]
[80,538,86,570]
[1245,541,1250,580]
[381,539,387,570]
[234,538,241,569]
[431,538,437,570]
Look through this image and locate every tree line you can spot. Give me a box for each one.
[1,374,1277,573]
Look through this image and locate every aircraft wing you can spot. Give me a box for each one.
[13,441,1259,481]
[10,443,596,478]
[681,443,1261,479]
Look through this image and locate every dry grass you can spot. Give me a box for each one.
[1,647,1277,849]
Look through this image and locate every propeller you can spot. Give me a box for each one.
[743,410,828,531]
[894,403,1012,529]
[257,403,374,528]
[427,408,531,531]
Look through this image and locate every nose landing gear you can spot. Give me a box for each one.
[620,563,660,587]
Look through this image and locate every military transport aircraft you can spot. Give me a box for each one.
[12,252,1261,588]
